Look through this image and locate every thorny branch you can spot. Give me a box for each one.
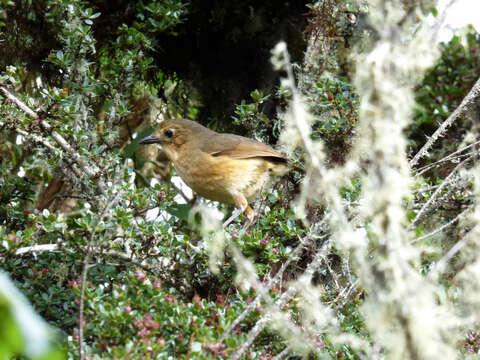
[415,140,480,177]
[0,85,105,192]
[410,76,480,168]
[411,205,473,244]
[219,222,327,343]
[411,156,472,227]
[229,239,332,360]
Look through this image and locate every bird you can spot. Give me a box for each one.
[139,118,296,229]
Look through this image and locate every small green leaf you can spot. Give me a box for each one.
[93,144,106,155]
[167,203,192,222]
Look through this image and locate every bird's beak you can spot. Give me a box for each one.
[138,135,161,145]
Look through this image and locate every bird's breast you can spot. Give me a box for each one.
[173,151,276,204]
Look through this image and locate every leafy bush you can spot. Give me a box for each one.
[2,0,480,359]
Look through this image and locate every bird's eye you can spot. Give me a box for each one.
[164,129,174,138]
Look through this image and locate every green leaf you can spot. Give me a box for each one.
[93,144,106,155]
[167,203,192,222]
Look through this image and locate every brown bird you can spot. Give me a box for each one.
[139,119,295,229]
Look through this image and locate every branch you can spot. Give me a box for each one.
[229,288,297,360]
[410,205,473,244]
[14,244,59,255]
[14,127,85,179]
[0,86,104,190]
[429,223,480,279]
[219,227,325,342]
[410,156,472,228]
[78,189,124,360]
[410,77,480,168]
[13,244,151,268]
[414,140,480,177]
[229,238,331,360]
[272,346,291,360]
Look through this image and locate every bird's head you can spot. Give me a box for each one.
[138,119,212,161]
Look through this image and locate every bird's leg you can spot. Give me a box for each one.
[223,207,245,228]
[242,205,255,230]
[223,192,254,228]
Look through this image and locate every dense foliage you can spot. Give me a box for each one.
[1,0,480,359]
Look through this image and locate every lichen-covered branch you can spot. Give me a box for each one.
[0,85,104,190]
[411,156,472,227]
[345,0,459,358]
[410,76,480,168]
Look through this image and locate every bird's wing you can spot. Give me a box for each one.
[201,133,287,162]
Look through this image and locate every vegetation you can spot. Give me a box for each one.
[1,0,480,359]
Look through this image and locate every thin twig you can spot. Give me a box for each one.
[416,152,476,177]
[415,141,480,177]
[0,86,105,191]
[272,346,291,360]
[78,189,124,360]
[101,249,162,273]
[412,177,470,228]
[429,224,480,280]
[410,156,472,228]
[329,279,359,307]
[229,239,331,360]
[412,184,442,195]
[410,76,480,168]
[12,243,160,274]
[410,205,473,244]
[170,179,193,204]
[229,287,297,360]
[12,127,85,179]
[219,225,326,342]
